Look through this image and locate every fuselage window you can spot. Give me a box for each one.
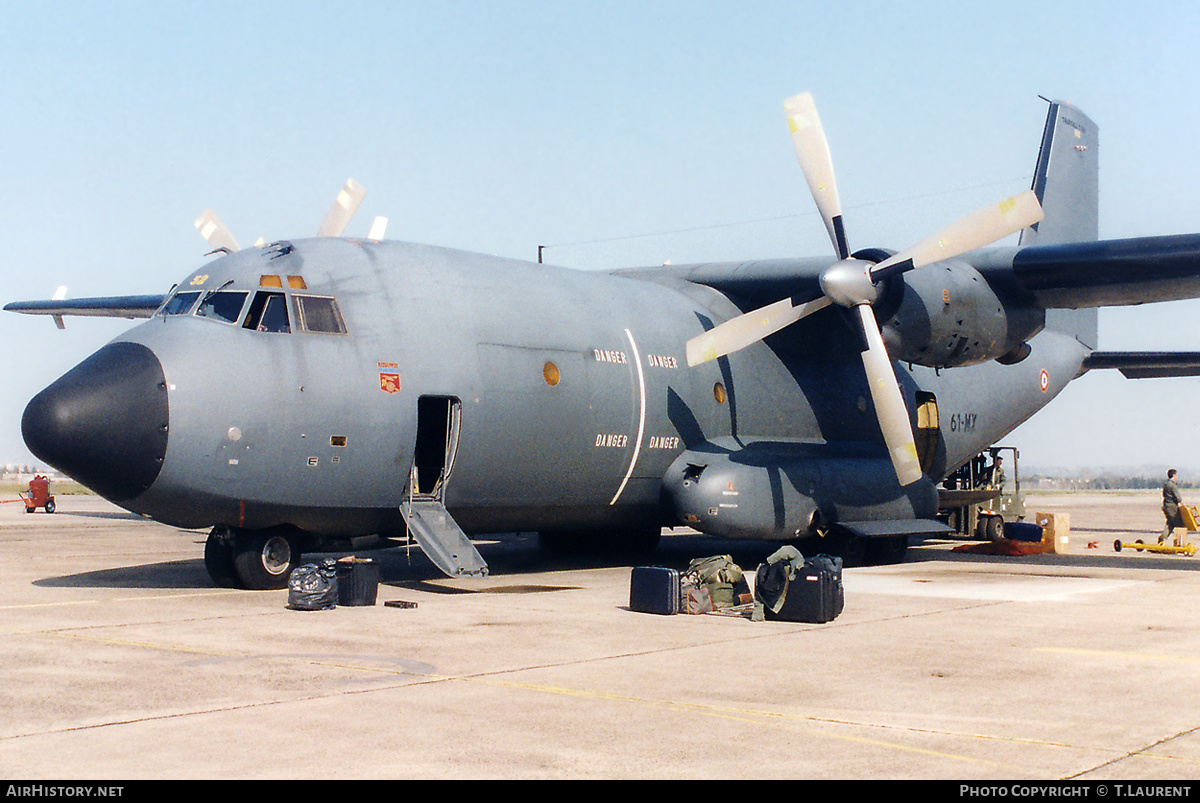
[295,295,347,334]
[243,291,291,333]
[161,291,200,316]
[195,291,248,324]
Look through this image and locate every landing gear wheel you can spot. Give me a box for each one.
[205,527,241,588]
[866,534,909,565]
[829,529,868,567]
[232,529,301,590]
[538,526,661,556]
[614,526,661,555]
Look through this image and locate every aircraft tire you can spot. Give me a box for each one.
[866,535,909,565]
[537,526,661,556]
[205,528,241,588]
[615,526,662,555]
[829,529,868,568]
[232,528,300,591]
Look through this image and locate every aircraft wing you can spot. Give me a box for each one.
[978,233,1200,309]
[1080,351,1200,379]
[622,233,1200,315]
[4,295,164,320]
[613,257,828,311]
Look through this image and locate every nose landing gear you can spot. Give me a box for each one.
[204,525,302,590]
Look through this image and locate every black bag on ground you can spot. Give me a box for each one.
[629,566,681,615]
[288,560,338,611]
[754,547,843,623]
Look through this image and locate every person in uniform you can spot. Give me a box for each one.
[988,456,1006,491]
[1160,469,1185,545]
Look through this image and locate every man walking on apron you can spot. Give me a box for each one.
[1160,469,1185,545]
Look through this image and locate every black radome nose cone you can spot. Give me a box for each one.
[22,342,168,502]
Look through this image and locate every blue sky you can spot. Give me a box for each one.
[2,0,1199,472]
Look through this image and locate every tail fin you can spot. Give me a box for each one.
[1020,99,1099,247]
[1021,99,1100,348]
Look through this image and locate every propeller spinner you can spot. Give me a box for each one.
[685,92,1043,487]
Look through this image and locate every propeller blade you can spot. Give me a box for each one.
[194,209,240,252]
[686,294,830,366]
[785,92,848,260]
[368,216,388,241]
[855,304,923,487]
[870,190,1043,281]
[317,178,366,237]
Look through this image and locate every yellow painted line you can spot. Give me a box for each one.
[0,609,1095,770]
[0,622,1034,771]
[0,589,243,611]
[29,630,233,658]
[1038,647,1200,664]
[400,673,1029,772]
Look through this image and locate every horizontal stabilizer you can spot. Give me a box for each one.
[1081,351,1200,379]
[4,295,164,320]
[839,519,954,538]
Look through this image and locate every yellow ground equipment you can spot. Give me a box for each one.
[1113,539,1197,556]
[1113,505,1198,556]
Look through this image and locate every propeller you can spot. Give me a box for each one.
[685,92,1043,487]
[194,179,368,251]
[316,178,366,237]
[194,209,240,253]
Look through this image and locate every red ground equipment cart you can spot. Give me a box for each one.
[21,475,55,513]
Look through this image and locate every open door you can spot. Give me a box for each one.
[402,395,487,578]
[412,395,462,499]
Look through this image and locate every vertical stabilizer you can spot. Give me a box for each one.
[1020,100,1099,246]
[1021,99,1099,348]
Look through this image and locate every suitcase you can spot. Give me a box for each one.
[630,566,681,615]
[763,554,844,623]
[1004,521,1044,542]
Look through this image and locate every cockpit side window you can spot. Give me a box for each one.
[243,291,290,333]
[161,291,200,316]
[195,291,248,324]
[295,295,347,334]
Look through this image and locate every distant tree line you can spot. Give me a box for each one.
[1029,475,1196,490]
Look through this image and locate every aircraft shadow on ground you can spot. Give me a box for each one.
[34,531,1197,591]
[907,538,1200,573]
[29,532,787,591]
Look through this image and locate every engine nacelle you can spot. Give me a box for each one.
[878,257,1044,369]
[662,438,939,541]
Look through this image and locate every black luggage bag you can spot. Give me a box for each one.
[629,566,681,615]
[760,554,844,623]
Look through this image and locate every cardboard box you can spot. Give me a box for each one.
[1035,511,1070,554]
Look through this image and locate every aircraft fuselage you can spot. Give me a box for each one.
[23,237,1086,550]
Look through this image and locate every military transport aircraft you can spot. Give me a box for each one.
[9,93,1200,590]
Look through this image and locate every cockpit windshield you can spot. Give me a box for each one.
[165,272,347,336]
[161,290,200,316]
[195,291,248,324]
[243,291,290,333]
[295,295,347,334]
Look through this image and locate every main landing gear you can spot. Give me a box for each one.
[205,525,302,590]
[796,528,909,567]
